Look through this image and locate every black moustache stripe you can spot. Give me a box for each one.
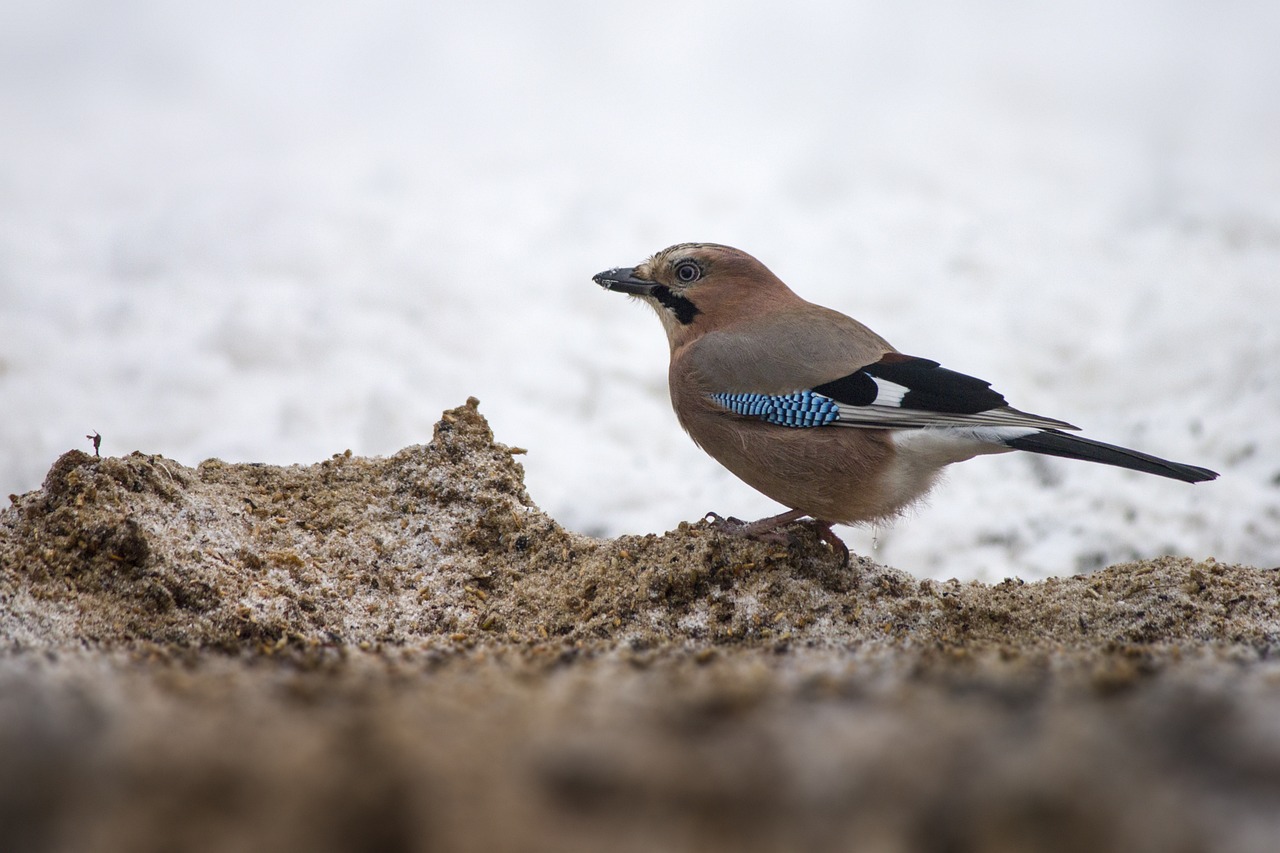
[651,285,701,325]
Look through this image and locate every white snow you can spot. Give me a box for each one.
[2,1,1278,581]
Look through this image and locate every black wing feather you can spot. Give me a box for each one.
[810,371,878,406]
[815,354,1006,414]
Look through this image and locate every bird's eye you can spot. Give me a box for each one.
[674,260,702,284]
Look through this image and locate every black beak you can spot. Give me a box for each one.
[593,267,657,296]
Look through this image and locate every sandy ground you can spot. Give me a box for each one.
[2,399,1279,852]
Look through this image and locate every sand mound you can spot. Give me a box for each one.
[3,399,1278,852]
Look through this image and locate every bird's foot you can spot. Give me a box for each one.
[703,509,848,566]
[807,520,850,568]
[703,508,806,535]
[704,511,793,547]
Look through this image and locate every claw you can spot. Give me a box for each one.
[704,512,748,528]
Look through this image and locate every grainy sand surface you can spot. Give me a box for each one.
[3,400,1278,852]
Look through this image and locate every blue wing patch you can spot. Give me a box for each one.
[710,391,840,428]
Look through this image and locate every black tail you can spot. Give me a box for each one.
[1005,430,1218,483]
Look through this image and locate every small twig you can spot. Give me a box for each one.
[86,431,102,458]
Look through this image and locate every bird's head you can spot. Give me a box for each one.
[593,243,798,348]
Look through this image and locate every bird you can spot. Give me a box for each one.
[593,243,1218,563]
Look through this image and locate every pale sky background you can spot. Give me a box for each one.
[2,1,1278,580]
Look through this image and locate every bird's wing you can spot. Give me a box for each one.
[708,352,1078,431]
[683,306,896,395]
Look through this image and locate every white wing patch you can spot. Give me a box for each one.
[869,377,910,407]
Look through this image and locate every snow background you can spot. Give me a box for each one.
[2,1,1278,581]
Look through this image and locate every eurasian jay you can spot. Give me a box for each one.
[594,243,1217,562]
